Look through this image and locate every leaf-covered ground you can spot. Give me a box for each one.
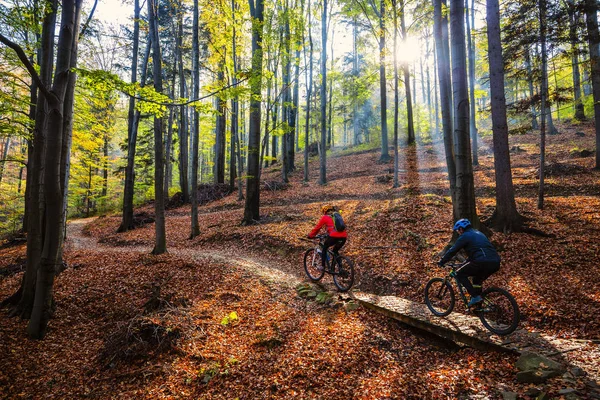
[1,122,599,398]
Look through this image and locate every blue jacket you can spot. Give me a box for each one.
[440,227,500,265]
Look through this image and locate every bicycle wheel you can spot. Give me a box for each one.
[332,255,355,292]
[424,278,455,317]
[304,249,325,281]
[477,287,520,336]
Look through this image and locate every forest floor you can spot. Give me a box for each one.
[1,121,600,399]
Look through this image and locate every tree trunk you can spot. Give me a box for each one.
[165,107,174,199]
[393,0,399,188]
[465,0,478,165]
[230,1,239,193]
[190,0,200,237]
[434,0,457,218]
[319,0,328,184]
[425,35,433,139]
[28,0,82,339]
[538,0,549,210]
[215,69,226,184]
[567,1,585,122]
[282,8,291,183]
[353,16,360,146]
[148,0,166,253]
[450,0,479,226]
[525,49,539,130]
[486,0,523,232]
[177,10,189,201]
[585,0,600,169]
[0,138,10,185]
[304,0,313,182]
[289,0,301,171]
[2,0,57,320]
[401,0,415,145]
[433,43,440,138]
[378,0,390,161]
[243,0,265,224]
[118,0,145,232]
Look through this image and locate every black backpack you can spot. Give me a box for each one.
[332,212,346,232]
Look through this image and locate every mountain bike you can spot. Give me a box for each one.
[302,235,355,292]
[424,261,520,335]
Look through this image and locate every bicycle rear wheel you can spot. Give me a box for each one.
[424,278,455,317]
[477,287,520,336]
[304,249,325,281]
[332,255,355,292]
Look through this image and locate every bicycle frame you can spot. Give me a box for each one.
[312,238,339,275]
[443,262,476,312]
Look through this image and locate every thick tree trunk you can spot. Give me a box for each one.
[148,0,166,253]
[434,0,457,218]
[378,0,390,161]
[28,0,82,339]
[243,0,265,224]
[450,0,479,226]
[585,0,600,169]
[319,0,328,184]
[3,0,57,319]
[486,0,523,232]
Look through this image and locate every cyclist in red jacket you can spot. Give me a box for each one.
[308,205,347,271]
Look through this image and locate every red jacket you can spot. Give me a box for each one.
[308,215,348,239]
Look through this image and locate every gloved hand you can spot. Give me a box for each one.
[437,260,445,268]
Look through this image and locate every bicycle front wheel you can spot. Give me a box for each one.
[304,249,325,281]
[332,256,355,292]
[424,278,455,317]
[477,287,520,336]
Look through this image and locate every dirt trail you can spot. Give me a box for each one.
[66,218,600,384]
[66,218,304,289]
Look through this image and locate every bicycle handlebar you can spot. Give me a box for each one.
[300,234,327,242]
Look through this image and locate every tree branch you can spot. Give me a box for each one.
[0,158,27,167]
[126,75,250,106]
[80,0,99,37]
[0,33,56,102]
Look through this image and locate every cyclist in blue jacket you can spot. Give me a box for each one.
[438,219,500,307]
